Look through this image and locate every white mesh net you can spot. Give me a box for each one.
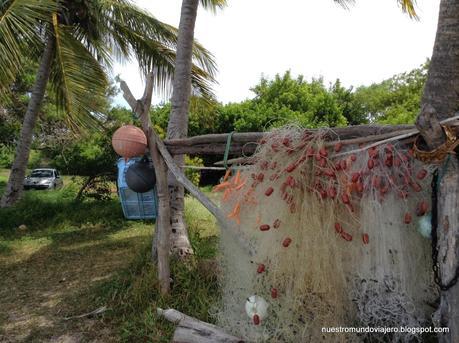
[212,127,437,342]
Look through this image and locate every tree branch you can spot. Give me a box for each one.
[120,80,139,111]
[119,76,171,294]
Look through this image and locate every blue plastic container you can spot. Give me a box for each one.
[117,158,158,220]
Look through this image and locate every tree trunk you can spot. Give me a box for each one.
[415,1,459,341]
[0,35,55,208]
[166,0,200,257]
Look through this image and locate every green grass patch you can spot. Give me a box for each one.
[0,170,220,341]
[91,237,220,342]
[88,193,220,342]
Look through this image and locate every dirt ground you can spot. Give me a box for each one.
[0,223,151,343]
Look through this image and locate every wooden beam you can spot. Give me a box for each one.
[164,123,458,156]
[164,124,415,147]
[164,126,416,156]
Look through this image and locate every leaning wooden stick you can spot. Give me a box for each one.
[151,128,256,256]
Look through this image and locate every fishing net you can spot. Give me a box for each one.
[212,126,437,342]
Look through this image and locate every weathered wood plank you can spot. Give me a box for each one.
[157,308,243,343]
[164,124,415,147]
[437,156,459,342]
[164,121,458,156]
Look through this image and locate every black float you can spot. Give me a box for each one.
[125,157,156,193]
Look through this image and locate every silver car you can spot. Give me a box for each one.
[23,169,63,190]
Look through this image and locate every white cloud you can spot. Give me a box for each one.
[113,0,440,107]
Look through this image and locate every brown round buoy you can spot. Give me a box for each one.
[112,125,147,158]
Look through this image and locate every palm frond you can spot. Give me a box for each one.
[98,0,179,58]
[191,40,218,81]
[0,0,57,99]
[49,14,108,132]
[113,27,215,100]
[199,0,227,13]
[98,0,217,98]
[333,0,355,10]
[398,0,418,19]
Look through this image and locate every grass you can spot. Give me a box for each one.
[0,170,220,342]
[91,195,220,342]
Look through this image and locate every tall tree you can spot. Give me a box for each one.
[0,0,216,207]
[166,0,226,257]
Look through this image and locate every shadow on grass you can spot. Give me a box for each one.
[0,224,152,342]
[0,185,220,342]
[86,233,221,343]
[0,224,219,343]
[0,241,12,254]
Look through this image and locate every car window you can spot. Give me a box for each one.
[30,170,53,178]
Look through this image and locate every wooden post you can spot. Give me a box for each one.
[120,77,256,258]
[436,157,459,341]
[120,75,171,294]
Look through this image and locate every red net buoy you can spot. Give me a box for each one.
[112,125,147,158]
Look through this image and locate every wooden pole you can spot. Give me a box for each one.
[163,120,458,156]
[435,157,459,339]
[120,76,171,294]
[164,124,415,147]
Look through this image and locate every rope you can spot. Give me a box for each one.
[223,131,235,170]
[179,165,249,171]
[414,125,459,163]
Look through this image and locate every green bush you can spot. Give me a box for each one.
[0,145,14,168]
[28,149,47,169]
[185,155,203,187]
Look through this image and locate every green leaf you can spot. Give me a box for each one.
[98,0,216,98]
[0,0,57,99]
[398,0,418,19]
[49,15,108,131]
[199,0,227,13]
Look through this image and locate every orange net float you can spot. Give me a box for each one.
[112,125,147,159]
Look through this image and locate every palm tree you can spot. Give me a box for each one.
[166,0,227,257]
[0,0,217,207]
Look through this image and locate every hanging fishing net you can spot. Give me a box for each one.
[212,126,437,342]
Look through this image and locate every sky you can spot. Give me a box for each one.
[113,0,440,107]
